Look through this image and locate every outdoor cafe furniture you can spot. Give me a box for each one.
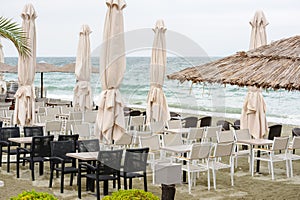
[77,149,123,200]
[237,138,274,174]
[175,143,212,193]
[0,126,21,172]
[233,129,252,168]
[251,137,289,180]
[49,140,77,193]
[16,135,54,180]
[286,136,300,177]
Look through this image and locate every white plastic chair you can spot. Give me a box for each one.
[71,123,91,139]
[176,143,212,193]
[209,142,235,190]
[251,137,289,180]
[234,129,252,168]
[182,127,205,144]
[217,130,235,143]
[286,136,300,177]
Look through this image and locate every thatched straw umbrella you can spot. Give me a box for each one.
[167,35,300,91]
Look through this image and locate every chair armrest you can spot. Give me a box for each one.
[0,141,9,146]
[253,148,272,153]
[49,156,64,163]
[17,147,30,154]
[79,162,97,171]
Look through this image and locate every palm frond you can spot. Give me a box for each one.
[0,16,31,57]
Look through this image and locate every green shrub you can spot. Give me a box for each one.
[102,189,159,200]
[10,189,58,200]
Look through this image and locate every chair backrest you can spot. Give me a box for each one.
[129,110,141,116]
[139,135,161,151]
[58,134,79,142]
[50,140,76,160]
[217,130,235,143]
[71,123,90,138]
[130,115,145,131]
[290,136,300,150]
[114,133,132,146]
[213,142,234,158]
[39,115,56,123]
[292,128,300,137]
[162,133,183,147]
[60,106,74,115]
[77,139,100,152]
[46,106,61,116]
[216,120,232,131]
[232,119,240,130]
[149,121,165,134]
[24,126,44,137]
[38,107,46,114]
[167,120,182,129]
[189,143,212,160]
[204,125,222,142]
[199,116,212,127]
[65,120,82,134]
[123,147,149,173]
[268,124,282,140]
[83,111,97,123]
[31,135,54,157]
[69,111,83,121]
[187,127,205,141]
[97,149,123,174]
[45,120,62,135]
[272,137,289,151]
[183,116,198,128]
[0,127,20,145]
[234,129,251,141]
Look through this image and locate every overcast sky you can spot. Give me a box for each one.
[1,0,299,57]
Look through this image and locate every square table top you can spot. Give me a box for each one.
[8,137,32,144]
[164,128,190,134]
[66,151,98,161]
[160,144,192,153]
[237,138,273,146]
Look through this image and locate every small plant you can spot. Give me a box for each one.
[102,189,159,200]
[10,189,58,200]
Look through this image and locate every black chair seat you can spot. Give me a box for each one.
[86,174,117,181]
[120,171,144,178]
[23,156,45,163]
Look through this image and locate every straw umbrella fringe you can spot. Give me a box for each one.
[167,35,300,91]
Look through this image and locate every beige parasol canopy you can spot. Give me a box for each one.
[13,4,37,126]
[95,0,126,143]
[241,10,268,139]
[146,19,170,124]
[73,25,93,111]
[167,35,300,91]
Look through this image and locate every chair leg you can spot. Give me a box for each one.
[0,148,2,167]
[290,160,294,177]
[270,161,274,180]
[104,180,109,195]
[144,173,148,192]
[30,161,35,181]
[285,160,290,178]
[96,178,100,200]
[7,148,10,173]
[16,152,20,178]
[187,171,191,194]
[129,178,132,189]
[77,170,81,199]
[49,166,54,188]
[124,176,127,190]
[207,168,210,191]
[61,171,64,193]
[39,162,44,176]
[70,173,74,186]
[212,165,216,190]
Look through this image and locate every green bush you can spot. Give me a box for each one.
[102,189,159,200]
[10,190,58,200]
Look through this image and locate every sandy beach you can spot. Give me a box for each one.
[1,115,299,200]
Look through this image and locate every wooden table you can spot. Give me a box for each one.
[237,138,273,173]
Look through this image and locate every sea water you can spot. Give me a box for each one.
[3,57,300,126]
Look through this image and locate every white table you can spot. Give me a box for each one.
[8,137,32,144]
[237,138,273,173]
[66,152,98,161]
[164,128,190,135]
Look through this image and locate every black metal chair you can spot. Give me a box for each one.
[78,149,123,200]
[16,135,54,180]
[49,140,77,193]
[231,120,240,130]
[0,121,3,127]
[0,126,20,172]
[182,116,198,128]
[199,116,212,127]
[120,147,149,191]
[129,110,141,116]
[77,139,100,153]
[268,124,282,140]
[216,120,232,131]
[292,128,300,154]
[23,126,44,148]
